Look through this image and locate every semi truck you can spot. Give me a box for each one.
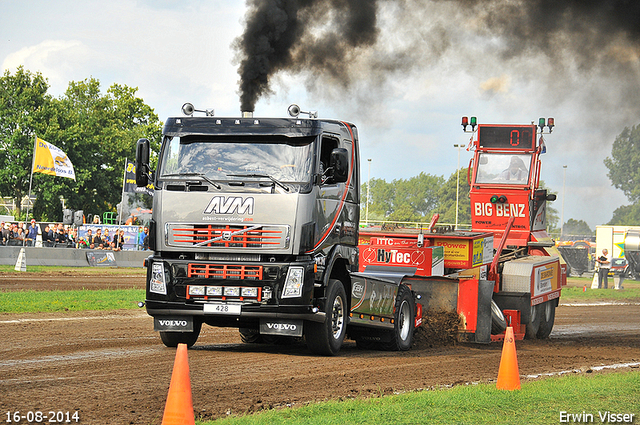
[135,106,564,355]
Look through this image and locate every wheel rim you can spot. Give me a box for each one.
[398,300,411,341]
[544,302,552,322]
[331,294,345,339]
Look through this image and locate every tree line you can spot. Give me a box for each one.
[0,66,162,222]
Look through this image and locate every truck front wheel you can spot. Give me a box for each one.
[159,320,202,348]
[305,279,347,356]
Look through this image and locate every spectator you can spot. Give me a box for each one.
[93,228,105,249]
[143,228,150,250]
[138,226,145,248]
[103,229,112,250]
[41,224,52,247]
[141,226,149,250]
[68,227,78,247]
[8,223,24,246]
[92,215,101,224]
[26,219,38,247]
[1,222,11,245]
[47,224,56,246]
[84,229,94,249]
[54,224,68,247]
[112,229,125,251]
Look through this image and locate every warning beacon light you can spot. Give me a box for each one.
[461,116,477,132]
[537,117,555,133]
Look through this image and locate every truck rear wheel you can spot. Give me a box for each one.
[536,300,556,339]
[305,279,347,356]
[159,319,202,348]
[381,285,415,351]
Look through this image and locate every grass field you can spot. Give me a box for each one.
[198,371,640,425]
[0,288,145,313]
[0,265,146,275]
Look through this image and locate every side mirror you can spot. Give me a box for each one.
[136,138,150,187]
[330,148,349,183]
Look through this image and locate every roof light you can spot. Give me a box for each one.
[462,116,476,132]
[538,118,547,132]
[547,117,555,132]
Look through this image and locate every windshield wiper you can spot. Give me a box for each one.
[162,173,221,189]
[227,173,290,192]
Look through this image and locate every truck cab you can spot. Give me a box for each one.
[136,106,360,354]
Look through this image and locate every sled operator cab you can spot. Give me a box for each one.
[463,117,567,339]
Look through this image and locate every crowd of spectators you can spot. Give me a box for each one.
[0,219,149,250]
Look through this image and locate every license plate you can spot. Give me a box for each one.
[203,303,241,315]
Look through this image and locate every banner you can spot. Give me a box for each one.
[124,159,154,196]
[33,137,76,180]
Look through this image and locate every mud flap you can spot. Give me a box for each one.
[259,319,303,337]
[154,316,194,332]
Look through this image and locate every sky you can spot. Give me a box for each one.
[1,0,638,230]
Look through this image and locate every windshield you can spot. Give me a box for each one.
[475,153,532,185]
[159,136,314,183]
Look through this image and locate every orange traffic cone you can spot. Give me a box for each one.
[496,326,521,390]
[161,343,195,425]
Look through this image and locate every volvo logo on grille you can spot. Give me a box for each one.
[222,231,232,241]
[204,196,254,215]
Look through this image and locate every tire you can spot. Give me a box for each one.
[524,303,542,340]
[305,279,347,356]
[491,299,507,335]
[536,300,556,339]
[159,319,202,348]
[239,328,288,344]
[355,337,378,350]
[239,327,261,343]
[381,285,415,351]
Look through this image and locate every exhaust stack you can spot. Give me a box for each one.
[242,111,254,118]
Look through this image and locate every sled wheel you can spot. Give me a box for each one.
[524,303,542,340]
[491,299,507,335]
[536,300,556,339]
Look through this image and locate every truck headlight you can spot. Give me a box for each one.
[188,285,206,296]
[150,262,167,295]
[282,267,304,298]
[207,286,223,296]
[224,286,240,297]
[241,287,258,297]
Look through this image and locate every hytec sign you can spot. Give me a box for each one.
[359,237,444,277]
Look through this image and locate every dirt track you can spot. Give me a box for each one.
[1,272,640,424]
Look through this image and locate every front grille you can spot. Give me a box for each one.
[188,263,263,280]
[167,223,289,249]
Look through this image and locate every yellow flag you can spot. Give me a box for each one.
[33,137,76,180]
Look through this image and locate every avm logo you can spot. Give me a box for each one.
[204,196,254,215]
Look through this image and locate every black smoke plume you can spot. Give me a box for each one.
[234,0,380,112]
[234,0,640,113]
